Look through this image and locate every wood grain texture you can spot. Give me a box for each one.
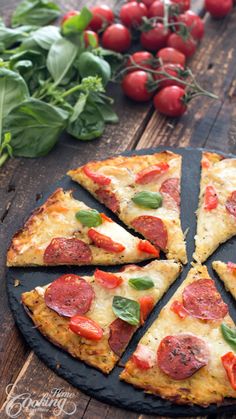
[1,0,236,417]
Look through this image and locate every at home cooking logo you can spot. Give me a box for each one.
[4,385,77,417]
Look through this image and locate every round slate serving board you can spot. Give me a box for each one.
[7,146,236,417]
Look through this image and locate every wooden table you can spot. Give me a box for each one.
[1,0,236,417]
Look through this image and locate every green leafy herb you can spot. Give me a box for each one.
[62,7,92,36]
[12,0,61,27]
[0,24,36,49]
[128,276,154,290]
[47,38,78,86]
[132,191,163,209]
[78,52,111,87]
[67,100,105,141]
[76,209,102,227]
[4,98,68,157]
[221,323,236,352]
[112,296,140,326]
[31,25,62,50]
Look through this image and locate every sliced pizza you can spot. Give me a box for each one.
[120,264,236,406]
[7,188,159,267]
[193,152,236,263]
[21,259,182,373]
[213,260,236,300]
[68,151,187,264]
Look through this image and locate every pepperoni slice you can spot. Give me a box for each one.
[83,165,111,185]
[135,162,169,185]
[132,344,156,370]
[95,188,120,213]
[131,216,168,250]
[157,334,209,380]
[226,191,236,218]
[204,185,218,210]
[88,229,125,253]
[43,238,92,265]
[94,269,123,289]
[160,178,180,206]
[182,278,228,320]
[45,274,94,317]
[108,318,136,356]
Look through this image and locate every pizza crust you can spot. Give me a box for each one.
[213,260,236,300]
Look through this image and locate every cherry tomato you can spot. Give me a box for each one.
[83,30,99,48]
[141,23,170,51]
[61,10,79,24]
[204,185,218,210]
[175,11,204,40]
[122,71,154,102]
[167,33,197,58]
[89,5,114,32]
[138,240,160,256]
[132,344,155,369]
[69,315,103,341]
[148,0,164,18]
[139,295,155,324]
[154,63,185,88]
[205,0,233,18]
[83,165,111,185]
[127,0,155,7]
[94,269,123,289]
[153,86,187,117]
[171,0,190,12]
[120,1,148,27]
[170,300,188,319]
[127,51,153,72]
[88,229,125,253]
[221,352,236,391]
[135,162,169,183]
[102,24,131,53]
[157,47,186,66]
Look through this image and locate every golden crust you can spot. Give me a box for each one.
[213,260,236,300]
[193,152,236,263]
[68,151,187,264]
[7,188,155,267]
[120,265,236,406]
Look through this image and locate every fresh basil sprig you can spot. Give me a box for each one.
[132,191,163,209]
[76,209,102,227]
[221,323,236,352]
[112,296,140,326]
[12,0,61,27]
[129,276,154,290]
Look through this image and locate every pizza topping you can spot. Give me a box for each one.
[69,315,103,341]
[100,213,113,222]
[83,165,111,185]
[112,296,140,326]
[132,344,156,370]
[182,278,228,320]
[226,191,236,218]
[157,334,210,380]
[88,229,125,253]
[227,261,236,273]
[45,274,94,317]
[139,295,155,324]
[138,240,160,256]
[131,216,168,250]
[76,209,102,227]
[221,323,236,352]
[204,185,218,211]
[201,157,211,169]
[170,300,189,319]
[159,178,180,206]
[132,191,163,209]
[94,269,123,289]
[119,264,141,272]
[221,352,236,391]
[44,238,92,265]
[135,162,169,184]
[95,188,120,213]
[128,276,154,290]
[108,318,136,356]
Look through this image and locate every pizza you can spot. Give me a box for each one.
[7,188,160,267]
[21,260,181,373]
[68,151,187,264]
[120,264,236,406]
[193,152,236,263]
[213,260,236,300]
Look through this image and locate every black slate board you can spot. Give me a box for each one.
[7,146,236,417]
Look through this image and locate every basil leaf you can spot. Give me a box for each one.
[221,323,236,352]
[112,296,140,326]
[10,50,45,71]
[76,209,102,227]
[0,69,29,119]
[12,0,61,27]
[132,191,163,209]
[129,276,154,290]
[4,99,68,157]
[0,24,35,49]
[47,38,78,86]
[62,7,92,36]
[97,102,118,123]
[67,101,105,141]
[32,25,62,50]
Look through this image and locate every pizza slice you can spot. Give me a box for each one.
[193,152,236,263]
[68,151,187,264]
[213,260,236,300]
[21,259,182,373]
[120,264,236,406]
[7,188,159,267]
